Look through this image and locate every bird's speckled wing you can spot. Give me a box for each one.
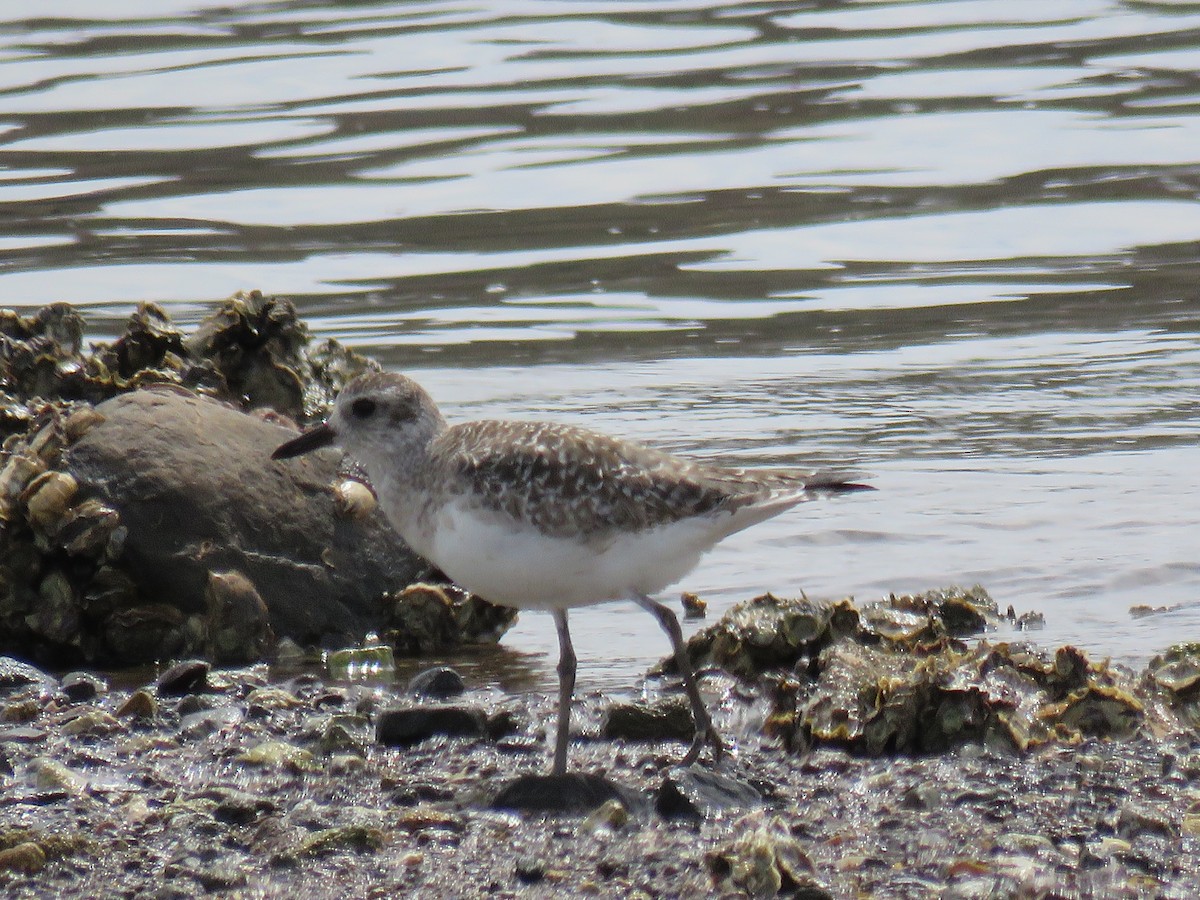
[429,420,824,538]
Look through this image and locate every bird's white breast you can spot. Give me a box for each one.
[423,496,718,609]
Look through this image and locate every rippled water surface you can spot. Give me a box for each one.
[2,1,1198,690]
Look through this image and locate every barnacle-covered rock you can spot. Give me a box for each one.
[683,586,999,681]
[685,588,1150,755]
[204,570,274,665]
[0,297,511,667]
[1,292,376,420]
[706,813,825,898]
[1143,643,1200,728]
[383,583,518,655]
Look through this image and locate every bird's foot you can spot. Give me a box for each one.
[681,725,727,768]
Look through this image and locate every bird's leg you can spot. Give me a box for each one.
[632,592,725,766]
[551,608,576,776]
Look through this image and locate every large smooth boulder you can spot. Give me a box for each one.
[68,387,432,653]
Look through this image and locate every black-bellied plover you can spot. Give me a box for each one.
[272,371,868,775]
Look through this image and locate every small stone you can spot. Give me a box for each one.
[375,705,488,748]
[602,699,694,743]
[179,706,241,741]
[156,660,210,696]
[3,699,40,723]
[238,740,316,772]
[406,666,466,699]
[246,686,301,713]
[396,805,466,834]
[205,570,274,665]
[0,841,46,874]
[117,689,158,719]
[656,766,762,821]
[681,592,707,620]
[0,658,54,691]
[316,714,371,754]
[492,773,641,815]
[0,725,47,744]
[60,671,107,702]
[60,709,120,736]
[581,799,631,833]
[297,825,384,856]
[209,788,276,825]
[32,758,87,793]
[515,856,546,885]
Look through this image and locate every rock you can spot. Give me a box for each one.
[384,583,518,655]
[706,813,825,898]
[61,387,431,662]
[117,689,157,719]
[60,670,107,702]
[601,699,694,743]
[296,825,384,857]
[204,570,274,665]
[0,841,46,874]
[514,856,546,884]
[406,666,466,699]
[375,705,489,747]
[0,658,54,692]
[581,798,631,833]
[238,740,316,772]
[491,773,641,815]
[156,660,210,696]
[656,766,762,821]
[207,787,277,825]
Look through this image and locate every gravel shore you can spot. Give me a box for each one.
[3,654,1198,899]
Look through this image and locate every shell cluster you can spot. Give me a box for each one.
[0,294,383,666]
[382,583,518,656]
[0,401,132,662]
[682,586,1182,754]
[0,291,375,429]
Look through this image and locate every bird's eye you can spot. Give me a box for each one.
[350,397,377,419]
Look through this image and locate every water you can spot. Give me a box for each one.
[1,1,1197,690]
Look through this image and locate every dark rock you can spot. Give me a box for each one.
[204,570,274,665]
[206,787,277,825]
[156,660,210,696]
[176,694,214,716]
[486,709,522,740]
[601,699,694,743]
[656,766,762,821]
[61,671,106,702]
[514,856,546,884]
[406,666,466,699]
[491,773,641,815]
[375,705,488,747]
[63,388,433,661]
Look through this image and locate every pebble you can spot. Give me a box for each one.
[375,704,489,747]
[655,765,762,821]
[116,689,158,719]
[156,660,210,696]
[0,841,47,874]
[61,671,107,702]
[491,773,641,815]
[406,666,466,699]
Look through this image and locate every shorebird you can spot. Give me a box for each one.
[272,371,868,775]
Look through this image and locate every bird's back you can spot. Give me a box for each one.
[428,419,857,542]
